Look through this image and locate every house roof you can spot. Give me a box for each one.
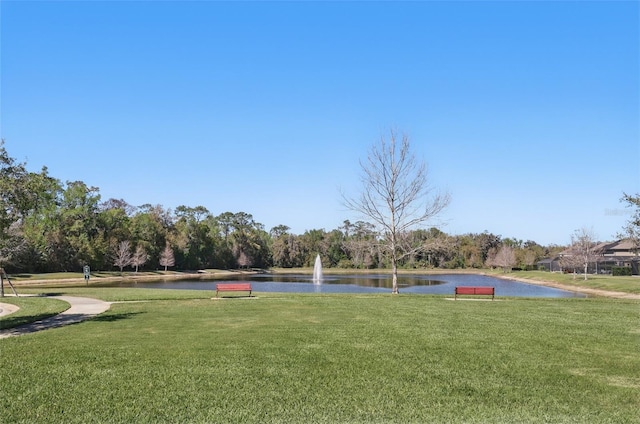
[606,239,637,251]
[559,239,638,256]
[537,258,556,264]
[592,242,612,253]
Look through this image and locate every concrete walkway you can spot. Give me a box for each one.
[0,302,20,317]
[0,296,111,339]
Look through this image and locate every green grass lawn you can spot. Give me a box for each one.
[1,289,639,423]
[509,270,640,294]
[0,297,70,329]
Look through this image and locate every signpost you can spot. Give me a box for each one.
[83,265,90,285]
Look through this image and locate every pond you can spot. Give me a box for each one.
[108,273,587,298]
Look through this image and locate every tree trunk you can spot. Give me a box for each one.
[390,232,399,294]
[391,261,398,294]
[391,255,399,294]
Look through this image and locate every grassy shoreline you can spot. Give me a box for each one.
[4,269,256,286]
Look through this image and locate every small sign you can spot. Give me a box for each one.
[83,265,90,280]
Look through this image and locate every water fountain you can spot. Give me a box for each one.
[312,254,323,284]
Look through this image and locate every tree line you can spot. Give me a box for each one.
[0,141,563,273]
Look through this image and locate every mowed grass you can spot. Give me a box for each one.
[509,270,640,294]
[0,297,69,329]
[1,291,639,423]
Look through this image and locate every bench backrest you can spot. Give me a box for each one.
[216,283,252,291]
[455,286,494,295]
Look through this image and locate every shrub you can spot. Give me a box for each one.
[612,266,632,276]
[337,259,354,268]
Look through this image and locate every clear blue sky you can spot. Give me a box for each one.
[1,1,638,246]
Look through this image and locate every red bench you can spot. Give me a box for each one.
[216,283,252,298]
[454,286,494,300]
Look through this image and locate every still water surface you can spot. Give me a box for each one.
[109,273,586,298]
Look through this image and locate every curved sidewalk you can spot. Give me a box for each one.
[0,296,111,339]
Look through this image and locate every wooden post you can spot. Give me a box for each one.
[0,267,18,297]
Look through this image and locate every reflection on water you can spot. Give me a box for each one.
[247,274,444,288]
[107,273,586,298]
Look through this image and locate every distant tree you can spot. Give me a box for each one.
[298,228,329,267]
[129,205,170,270]
[269,225,290,239]
[326,229,348,267]
[131,245,148,272]
[0,222,28,270]
[570,227,597,280]
[271,235,290,267]
[522,250,537,270]
[56,181,102,270]
[159,243,175,271]
[618,192,640,255]
[493,245,516,272]
[457,234,483,268]
[113,240,133,273]
[236,250,253,269]
[175,205,209,223]
[343,129,450,293]
[423,231,457,268]
[100,198,135,216]
[98,199,133,256]
[0,140,28,237]
[229,214,270,268]
[522,240,545,270]
[484,248,498,269]
[215,211,235,241]
[272,232,304,268]
[173,205,215,269]
[343,221,378,269]
[502,238,523,249]
[475,232,502,264]
[559,251,582,279]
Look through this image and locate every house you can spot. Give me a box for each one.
[593,239,639,275]
[537,239,639,275]
[537,257,562,272]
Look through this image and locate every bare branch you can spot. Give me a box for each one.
[112,240,133,273]
[342,129,450,293]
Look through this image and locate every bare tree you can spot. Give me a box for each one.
[113,240,133,273]
[493,245,516,273]
[570,227,597,280]
[131,245,148,272]
[559,251,582,279]
[485,247,498,269]
[237,250,253,269]
[343,129,450,294]
[159,243,175,271]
